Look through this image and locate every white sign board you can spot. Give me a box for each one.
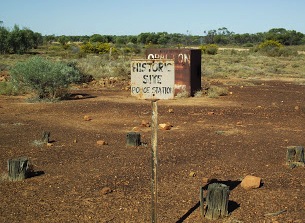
[131,59,175,100]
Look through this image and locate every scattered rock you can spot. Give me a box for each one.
[159,123,172,130]
[100,187,112,195]
[73,139,77,143]
[46,143,53,147]
[295,106,300,110]
[207,111,215,115]
[97,140,108,145]
[141,120,150,127]
[168,108,174,113]
[83,115,91,121]
[189,171,196,177]
[74,95,84,99]
[241,175,262,190]
[202,177,210,184]
[132,127,140,132]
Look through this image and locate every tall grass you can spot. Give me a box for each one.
[202,47,305,79]
[1,44,305,85]
[76,54,131,79]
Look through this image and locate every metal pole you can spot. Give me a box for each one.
[151,100,158,223]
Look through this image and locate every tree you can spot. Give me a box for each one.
[58,35,68,45]
[90,34,106,43]
[0,26,9,54]
[265,28,304,45]
[1,25,43,54]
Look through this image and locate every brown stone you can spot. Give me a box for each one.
[189,171,196,177]
[202,177,210,184]
[75,95,84,99]
[159,123,172,130]
[100,187,112,195]
[241,175,261,190]
[132,127,140,132]
[141,120,150,127]
[97,140,108,145]
[83,115,91,121]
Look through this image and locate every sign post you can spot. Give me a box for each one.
[151,99,158,223]
[131,59,175,223]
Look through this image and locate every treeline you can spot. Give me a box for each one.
[204,27,305,46]
[0,24,43,54]
[46,27,305,47]
[1,22,305,55]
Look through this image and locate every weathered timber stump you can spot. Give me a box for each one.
[295,146,305,163]
[126,132,141,147]
[199,186,205,217]
[7,157,29,181]
[286,147,296,163]
[42,131,50,143]
[286,146,305,167]
[204,183,230,220]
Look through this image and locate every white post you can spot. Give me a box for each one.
[151,99,158,223]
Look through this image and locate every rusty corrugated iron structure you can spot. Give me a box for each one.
[146,49,201,96]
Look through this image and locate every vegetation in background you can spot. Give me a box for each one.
[0,82,17,95]
[1,22,305,100]
[76,55,130,79]
[9,56,82,100]
[200,44,219,55]
[41,27,304,47]
[253,40,298,57]
[207,85,229,98]
[0,24,43,54]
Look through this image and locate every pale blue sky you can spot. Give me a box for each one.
[1,0,305,36]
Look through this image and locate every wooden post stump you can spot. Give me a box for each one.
[126,132,141,147]
[42,131,50,143]
[204,183,230,220]
[7,157,29,181]
[295,146,304,163]
[286,146,304,167]
[286,147,296,163]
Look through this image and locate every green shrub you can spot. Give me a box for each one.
[207,85,228,98]
[243,43,254,47]
[10,56,82,100]
[258,40,283,49]
[256,40,285,57]
[255,40,298,57]
[278,47,298,57]
[81,42,113,54]
[0,82,18,95]
[200,44,218,55]
[76,55,130,79]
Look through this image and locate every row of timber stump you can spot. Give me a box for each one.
[5,132,305,220]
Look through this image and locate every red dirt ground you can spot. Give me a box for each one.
[0,79,305,223]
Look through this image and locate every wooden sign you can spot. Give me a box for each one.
[131,59,175,100]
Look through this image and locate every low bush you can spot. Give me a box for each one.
[207,85,229,98]
[76,55,130,79]
[254,40,297,57]
[10,56,82,100]
[0,82,18,95]
[200,44,219,55]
